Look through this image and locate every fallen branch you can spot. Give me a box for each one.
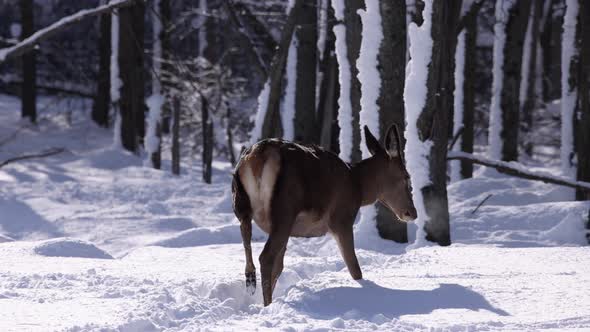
[472,194,492,214]
[0,0,138,63]
[447,151,590,193]
[0,148,66,168]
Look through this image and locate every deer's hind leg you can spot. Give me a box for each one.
[233,174,256,295]
[259,175,298,306]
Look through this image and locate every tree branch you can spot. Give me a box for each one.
[447,151,590,192]
[456,0,486,35]
[0,0,138,63]
[0,148,66,168]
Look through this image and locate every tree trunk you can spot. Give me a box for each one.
[118,1,146,153]
[417,0,461,246]
[540,0,563,102]
[201,97,213,184]
[345,0,363,162]
[20,0,36,124]
[226,104,236,166]
[172,97,180,175]
[521,0,542,157]
[159,0,171,135]
[460,5,477,179]
[498,0,532,162]
[293,1,318,143]
[317,1,338,151]
[576,0,590,200]
[374,0,408,243]
[92,11,111,128]
[260,0,304,140]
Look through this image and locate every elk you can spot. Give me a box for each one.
[232,125,417,306]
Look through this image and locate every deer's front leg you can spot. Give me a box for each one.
[331,221,362,280]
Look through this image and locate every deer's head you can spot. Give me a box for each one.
[364,125,417,222]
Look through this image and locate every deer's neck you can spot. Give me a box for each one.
[351,156,383,206]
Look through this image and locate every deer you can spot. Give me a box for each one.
[231,124,417,306]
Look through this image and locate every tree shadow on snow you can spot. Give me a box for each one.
[289,280,508,319]
[0,199,62,240]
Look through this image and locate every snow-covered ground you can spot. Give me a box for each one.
[1,95,589,331]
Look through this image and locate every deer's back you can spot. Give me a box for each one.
[235,139,358,237]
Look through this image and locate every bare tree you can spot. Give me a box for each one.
[374,0,408,243]
[293,1,318,143]
[417,0,461,246]
[20,0,36,124]
[521,0,543,157]
[118,1,146,153]
[92,9,111,128]
[576,0,590,200]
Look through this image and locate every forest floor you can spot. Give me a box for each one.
[0,94,589,331]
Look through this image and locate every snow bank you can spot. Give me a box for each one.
[539,212,588,246]
[152,225,265,248]
[34,238,113,259]
[403,0,434,249]
[0,234,14,243]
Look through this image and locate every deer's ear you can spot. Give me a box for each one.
[364,126,383,156]
[385,124,401,157]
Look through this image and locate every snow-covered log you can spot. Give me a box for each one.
[447,151,590,193]
[0,0,138,63]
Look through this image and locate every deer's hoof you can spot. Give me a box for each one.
[245,272,256,295]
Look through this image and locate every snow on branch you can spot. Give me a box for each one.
[0,0,138,63]
[447,151,590,192]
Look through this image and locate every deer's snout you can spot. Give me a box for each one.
[402,208,417,222]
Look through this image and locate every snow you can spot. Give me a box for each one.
[488,0,516,160]
[403,0,434,249]
[355,0,384,249]
[1,88,590,330]
[280,35,298,141]
[34,238,114,259]
[332,0,354,163]
[560,0,579,178]
[451,30,466,183]
[249,80,270,145]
